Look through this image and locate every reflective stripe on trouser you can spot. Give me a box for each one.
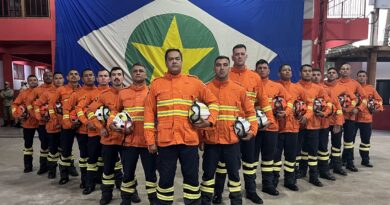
[342,120,357,162]
[157,145,200,204]
[121,146,157,201]
[330,126,343,169]
[300,129,320,180]
[318,128,330,173]
[356,122,372,163]
[202,143,242,205]
[256,131,278,189]
[101,145,121,199]
[273,132,298,185]
[23,128,35,171]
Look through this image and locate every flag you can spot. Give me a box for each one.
[56,0,304,83]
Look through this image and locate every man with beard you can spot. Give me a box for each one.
[34,72,65,179]
[12,75,39,173]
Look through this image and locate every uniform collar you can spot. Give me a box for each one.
[130,83,146,91]
[324,80,337,87]
[212,78,230,87]
[164,72,182,79]
[339,77,351,83]
[231,65,249,73]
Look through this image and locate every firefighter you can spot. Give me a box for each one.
[355,70,383,167]
[87,67,125,205]
[29,71,55,175]
[33,72,64,179]
[338,63,366,172]
[213,44,274,205]
[144,48,218,205]
[323,67,353,176]
[111,63,157,204]
[255,60,292,196]
[77,68,110,195]
[275,64,311,191]
[12,75,39,173]
[311,68,339,181]
[51,69,81,185]
[200,56,257,205]
[296,64,332,187]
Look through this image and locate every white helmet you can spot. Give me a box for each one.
[189,101,210,124]
[256,110,269,128]
[55,101,63,115]
[233,117,250,139]
[95,106,110,122]
[113,111,132,131]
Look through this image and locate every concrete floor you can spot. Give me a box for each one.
[0,127,390,205]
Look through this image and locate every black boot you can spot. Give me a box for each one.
[309,171,323,187]
[47,162,57,179]
[80,167,87,189]
[319,171,336,181]
[212,194,222,204]
[284,172,299,191]
[23,155,33,173]
[261,172,279,196]
[229,191,243,205]
[37,156,48,175]
[346,161,358,172]
[100,184,114,205]
[361,160,373,168]
[201,191,212,205]
[131,189,141,203]
[273,171,280,188]
[69,160,79,177]
[59,165,69,185]
[83,170,97,195]
[96,166,103,184]
[246,192,263,204]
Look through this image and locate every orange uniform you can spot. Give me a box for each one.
[112,84,149,147]
[202,79,258,144]
[48,84,81,128]
[30,83,55,125]
[261,78,292,131]
[323,81,351,126]
[87,87,123,145]
[338,78,366,121]
[297,80,332,130]
[230,66,275,126]
[33,86,62,133]
[76,85,110,137]
[356,84,384,123]
[12,88,39,129]
[144,73,218,147]
[278,81,312,133]
[62,86,94,134]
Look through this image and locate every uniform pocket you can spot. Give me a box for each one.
[157,122,173,143]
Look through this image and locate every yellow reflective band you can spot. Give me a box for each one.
[146,188,157,194]
[202,179,215,186]
[131,116,144,121]
[246,91,257,97]
[97,162,104,166]
[318,156,330,161]
[247,116,257,122]
[77,111,84,117]
[103,173,114,179]
[261,160,274,166]
[87,112,95,119]
[296,156,302,160]
[337,110,343,115]
[102,180,115,185]
[228,180,241,187]
[146,181,157,187]
[254,161,259,167]
[217,115,236,121]
[242,161,257,168]
[308,155,317,160]
[208,104,219,111]
[351,100,357,106]
[63,114,70,119]
[183,193,201,200]
[200,186,214,193]
[122,180,136,187]
[243,169,257,175]
[79,163,88,168]
[308,161,318,166]
[307,106,313,110]
[331,153,342,157]
[58,161,71,166]
[49,109,55,114]
[157,193,174,201]
[12,108,16,113]
[27,105,33,110]
[34,108,40,113]
[228,186,241,192]
[273,161,282,166]
[359,147,370,151]
[48,158,59,162]
[273,167,282,172]
[144,122,155,129]
[343,141,354,146]
[183,184,200,192]
[87,163,97,168]
[360,143,370,147]
[287,103,294,108]
[157,186,174,193]
[331,147,341,152]
[218,105,239,111]
[317,151,328,156]
[125,106,144,112]
[60,155,72,160]
[216,168,227,174]
[121,187,135,193]
[217,162,226,167]
[301,151,308,155]
[157,109,188,117]
[261,167,274,172]
[284,161,295,167]
[262,106,272,112]
[327,102,333,107]
[284,166,295,172]
[301,156,309,160]
[268,98,273,102]
[157,98,192,107]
